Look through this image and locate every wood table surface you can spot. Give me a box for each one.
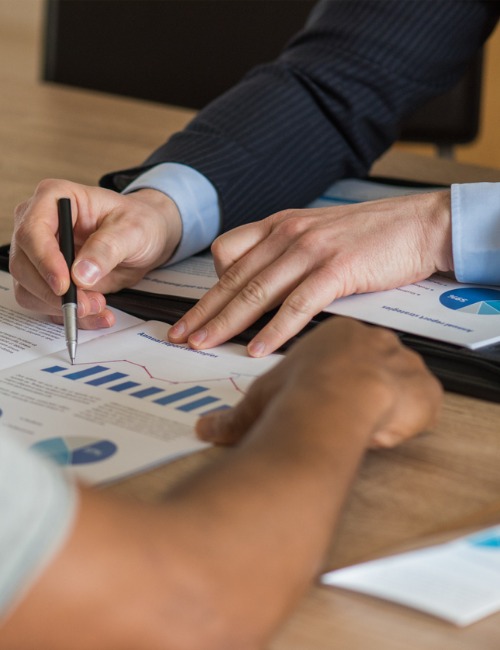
[2,72,500,649]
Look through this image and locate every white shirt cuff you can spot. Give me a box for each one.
[451,183,500,284]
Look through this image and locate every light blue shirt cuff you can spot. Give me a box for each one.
[451,183,500,285]
[122,163,221,265]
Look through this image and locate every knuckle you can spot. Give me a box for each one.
[217,265,248,295]
[273,214,305,239]
[13,200,29,220]
[283,292,315,318]
[34,178,61,195]
[185,300,212,323]
[239,279,268,307]
[210,235,227,261]
[92,232,122,263]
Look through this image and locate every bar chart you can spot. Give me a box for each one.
[42,363,231,416]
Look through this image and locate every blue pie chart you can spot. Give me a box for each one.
[439,288,500,315]
[31,436,117,465]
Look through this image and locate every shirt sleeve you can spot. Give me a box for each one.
[100,1,499,233]
[451,182,500,284]
[0,434,77,619]
[122,162,221,264]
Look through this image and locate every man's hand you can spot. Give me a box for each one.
[170,190,452,356]
[10,179,182,329]
[197,317,442,450]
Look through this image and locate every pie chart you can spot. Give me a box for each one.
[439,288,500,315]
[31,436,117,465]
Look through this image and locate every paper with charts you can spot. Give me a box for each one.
[322,525,500,626]
[324,275,500,349]
[0,271,280,484]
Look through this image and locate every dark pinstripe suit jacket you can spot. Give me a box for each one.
[101,0,499,233]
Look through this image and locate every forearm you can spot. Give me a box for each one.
[159,389,376,648]
[106,1,496,231]
[0,393,373,650]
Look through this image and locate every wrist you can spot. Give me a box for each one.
[132,189,182,265]
[266,380,393,455]
[421,189,453,274]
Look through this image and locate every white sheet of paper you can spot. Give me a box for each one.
[322,525,500,626]
[0,316,280,484]
[323,275,500,349]
[134,251,217,298]
[0,271,142,368]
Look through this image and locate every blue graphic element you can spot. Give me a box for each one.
[467,527,500,549]
[32,437,71,464]
[177,396,220,412]
[42,365,66,374]
[108,380,140,392]
[440,288,500,315]
[154,385,207,405]
[130,386,164,399]
[40,364,232,413]
[32,436,117,465]
[72,440,117,464]
[86,372,128,386]
[64,365,109,380]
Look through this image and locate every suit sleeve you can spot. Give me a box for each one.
[101,0,498,232]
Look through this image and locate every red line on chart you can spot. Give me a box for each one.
[69,359,255,394]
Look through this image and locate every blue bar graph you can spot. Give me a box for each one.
[130,386,164,399]
[41,364,232,415]
[177,396,220,412]
[154,385,207,405]
[42,365,66,374]
[64,365,109,380]
[108,381,141,392]
[86,372,128,386]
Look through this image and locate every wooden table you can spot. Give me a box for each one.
[2,74,500,650]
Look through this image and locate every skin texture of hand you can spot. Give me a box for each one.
[9,180,182,329]
[0,318,442,650]
[169,190,453,356]
[196,317,443,450]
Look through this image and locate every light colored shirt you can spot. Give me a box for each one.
[125,164,500,286]
[0,434,76,619]
[452,182,500,285]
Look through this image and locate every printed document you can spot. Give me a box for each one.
[0,271,280,484]
[131,180,500,349]
[322,525,500,626]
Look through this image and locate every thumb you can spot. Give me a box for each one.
[72,218,137,290]
[211,219,271,277]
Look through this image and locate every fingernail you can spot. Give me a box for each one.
[89,298,103,315]
[189,328,208,347]
[248,340,266,357]
[95,315,112,328]
[47,273,62,295]
[73,260,100,286]
[77,302,85,318]
[169,321,186,338]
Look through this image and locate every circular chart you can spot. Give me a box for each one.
[31,436,117,465]
[439,288,500,315]
[467,529,500,548]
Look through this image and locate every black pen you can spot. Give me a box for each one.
[57,198,78,364]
